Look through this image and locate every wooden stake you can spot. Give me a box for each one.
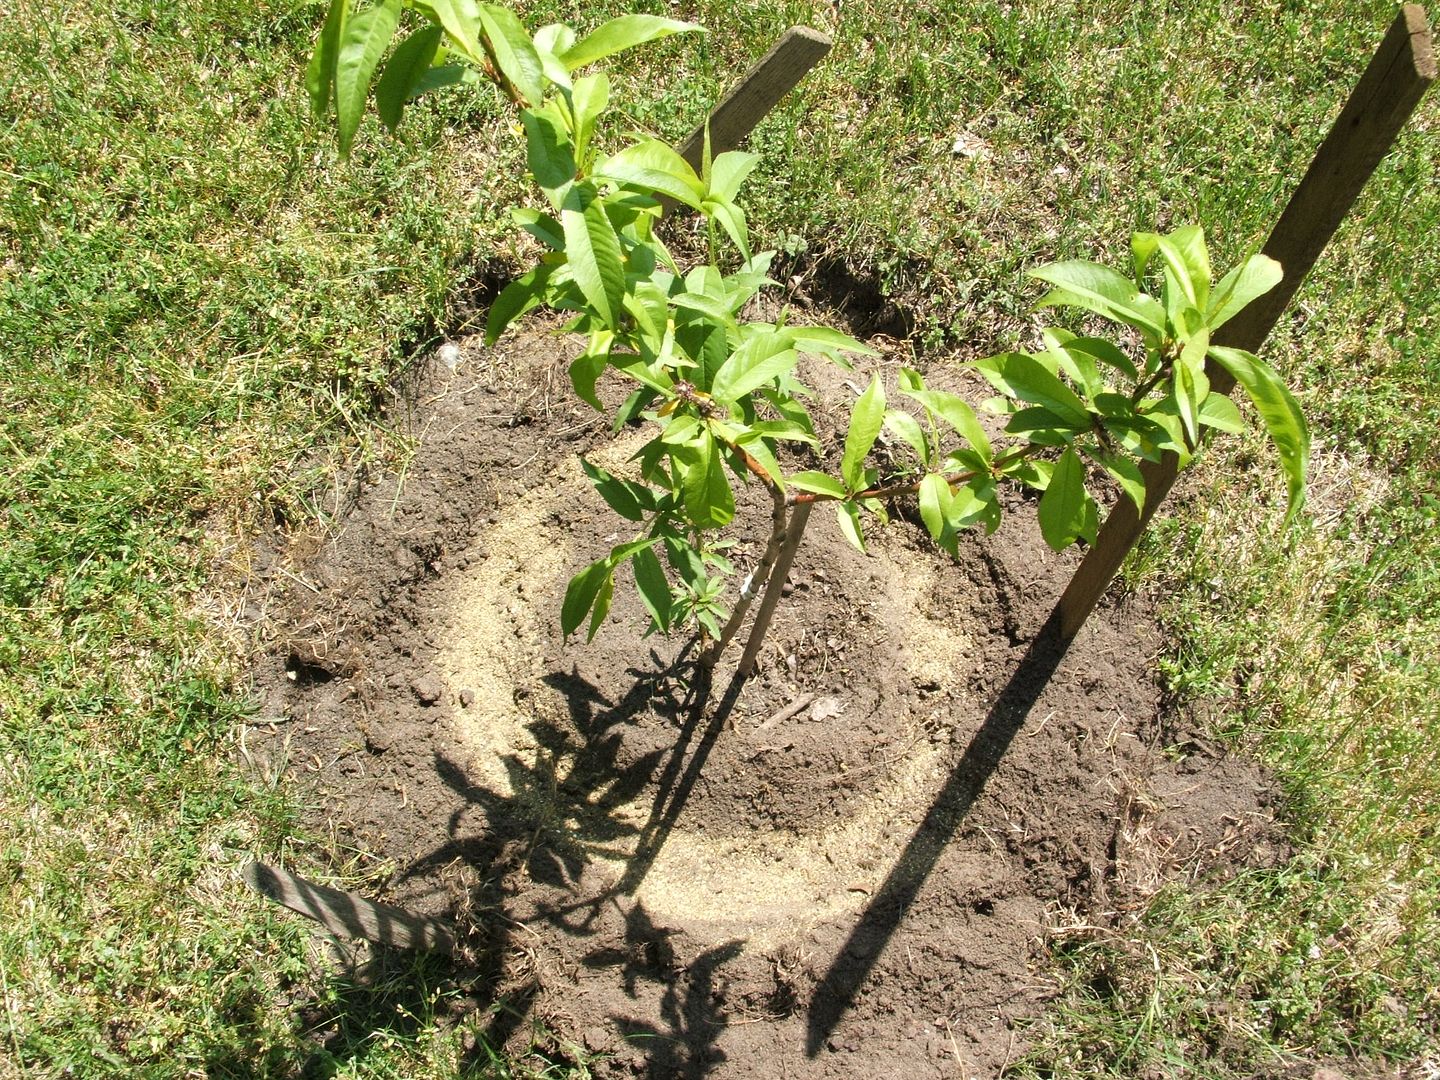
[660,26,832,217]
[243,861,456,954]
[1054,4,1435,641]
[678,26,832,167]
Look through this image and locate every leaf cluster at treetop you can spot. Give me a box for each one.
[305,0,1309,670]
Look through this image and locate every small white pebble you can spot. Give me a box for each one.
[437,342,462,371]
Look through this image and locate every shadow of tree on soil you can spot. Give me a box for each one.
[611,936,744,1079]
[239,604,1056,1077]
[343,644,749,1074]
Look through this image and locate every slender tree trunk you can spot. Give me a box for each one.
[734,501,811,677]
[700,480,788,668]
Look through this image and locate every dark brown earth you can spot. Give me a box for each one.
[242,327,1284,1078]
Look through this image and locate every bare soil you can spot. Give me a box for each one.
[244,328,1283,1078]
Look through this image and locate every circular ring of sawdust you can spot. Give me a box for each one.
[251,335,1287,1076]
[435,436,980,946]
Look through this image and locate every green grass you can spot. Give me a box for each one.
[0,0,523,1073]
[1,0,1436,1075]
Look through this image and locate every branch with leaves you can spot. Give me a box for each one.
[306,2,1310,675]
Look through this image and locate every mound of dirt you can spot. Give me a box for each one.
[245,329,1283,1078]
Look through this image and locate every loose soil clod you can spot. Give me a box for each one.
[247,330,1283,1077]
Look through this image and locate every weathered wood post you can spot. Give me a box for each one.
[1053,4,1435,640]
[243,860,457,953]
[658,26,832,217]
[677,26,832,167]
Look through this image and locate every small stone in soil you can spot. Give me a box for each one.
[412,675,443,705]
[581,1026,610,1053]
[458,688,476,708]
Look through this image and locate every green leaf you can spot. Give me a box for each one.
[598,139,704,210]
[707,150,759,203]
[1037,447,1091,551]
[1131,231,1160,284]
[705,198,750,263]
[789,471,847,498]
[759,389,818,440]
[1198,392,1244,434]
[918,473,949,542]
[749,419,818,448]
[1163,225,1212,310]
[670,291,738,326]
[835,501,866,553]
[568,351,606,409]
[679,431,734,529]
[485,263,552,345]
[1208,347,1309,523]
[335,0,402,157]
[477,4,545,105]
[561,189,625,329]
[1174,357,1205,447]
[842,374,886,493]
[1043,330,1104,401]
[659,414,700,445]
[1150,230,1210,318]
[1063,334,1138,381]
[1030,261,1166,343]
[948,476,1000,532]
[1207,253,1282,329]
[1094,451,1146,514]
[684,263,725,298]
[520,106,577,206]
[415,0,485,64]
[560,15,703,70]
[663,532,706,585]
[785,325,878,361]
[901,381,992,460]
[374,24,443,131]
[883,409,930,466]
[735,431,784,489]
[568,72,608,162]
[1142,403,1194,467]
[306,0,350,119]
[586,571,615,642]
[562,556,612,639]
[1003,455,1053,490]
[711,333,796,404]
[511,207,564,250]
[1005,406,1082,446]
[973,352,1091,429]
[582,459,655,521]
[410,62,480,97]
[609,353,673,395]
[533,22,576,57]
[632,546,671,633]
[531,23,575,83]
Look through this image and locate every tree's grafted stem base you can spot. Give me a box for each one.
[700,480,788,669]
[733,500,812,678]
